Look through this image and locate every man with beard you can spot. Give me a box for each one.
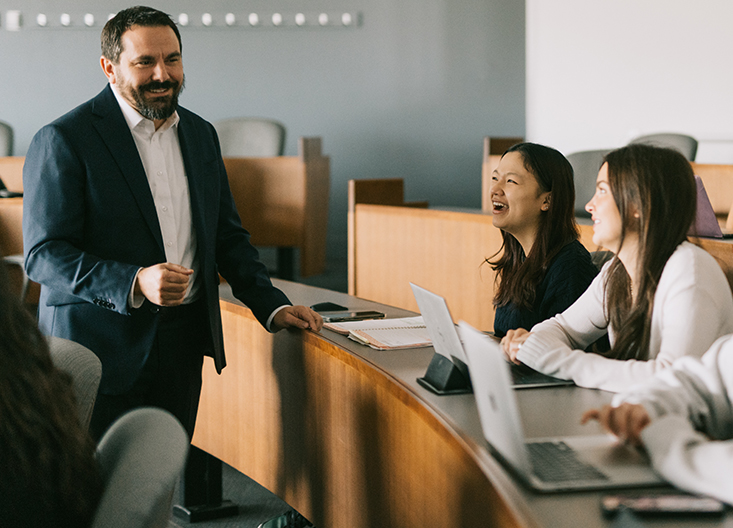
[22,6,322,442]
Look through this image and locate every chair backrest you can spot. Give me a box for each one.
[567,149,611,217]
[47,336,101,431]
[629,132,698,161]
[92,408,189,528]
[0,120,13,156]
[213,117,286,157]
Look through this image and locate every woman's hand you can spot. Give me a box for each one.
[501,328,531,364]
[581,403,651,446]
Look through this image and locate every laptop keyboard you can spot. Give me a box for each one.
[510,363,570,386]
[527,441,609,483]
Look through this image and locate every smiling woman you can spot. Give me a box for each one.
[503,144,733,393]
[487,142,599,339]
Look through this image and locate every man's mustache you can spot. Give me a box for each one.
[141,80,179,93]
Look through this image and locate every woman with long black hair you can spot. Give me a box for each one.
[489,142,598,338]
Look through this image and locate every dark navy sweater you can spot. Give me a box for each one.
[493,240,599,338]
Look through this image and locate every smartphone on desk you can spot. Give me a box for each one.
[601,492,726,518]
[321,310,386,323]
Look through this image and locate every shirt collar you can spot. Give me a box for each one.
[110,83,179,135]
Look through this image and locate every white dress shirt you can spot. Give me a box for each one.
[111,85,287,330]
[112,85,200,305]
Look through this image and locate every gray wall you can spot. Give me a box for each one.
[0,0,525,271]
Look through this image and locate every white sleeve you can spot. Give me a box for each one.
[615,336,733,437]
[517,244,733,393]
[642,415,733,505]
[614,337,733,504]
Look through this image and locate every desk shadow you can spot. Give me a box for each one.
[271,329,325,525]
[355,394,388,526]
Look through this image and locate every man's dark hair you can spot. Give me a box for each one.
[101,5,182,63]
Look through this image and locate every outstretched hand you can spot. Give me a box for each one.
[581,403,651,446]
[272,305,323,332]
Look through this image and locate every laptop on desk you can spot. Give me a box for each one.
[457,321,664,492]
[690,174,733,239]
[409,282,573,389]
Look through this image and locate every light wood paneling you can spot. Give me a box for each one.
[352,204,498,331]
[224,137,330,277]
[347,178,428,294]
[0,156,24,192]
[193,295,529,528]
[0,197,23,255]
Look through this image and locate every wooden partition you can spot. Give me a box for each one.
[194,282,537,528]
[350,204,498,330]
[224,137,330,277]
[0,157,24,254]
[0,156,24,192]
[347,178,428,295]
[0,197,22,256]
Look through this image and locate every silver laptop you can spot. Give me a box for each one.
[409,282,572,389]
[458,321,664,492]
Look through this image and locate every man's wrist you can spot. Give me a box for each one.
[128,268,145,309]
[266,305,291,332]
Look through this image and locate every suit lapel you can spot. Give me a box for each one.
[176,114,208,249]
[91,86,165,252]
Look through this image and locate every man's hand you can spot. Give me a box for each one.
[272,305,323,332]
[135,263,193,306]
[501,328,531,364]
[581,403,651,446]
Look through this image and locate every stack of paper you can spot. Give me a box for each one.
[323,316,431,350]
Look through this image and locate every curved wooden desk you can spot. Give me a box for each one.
[191,281,722,528]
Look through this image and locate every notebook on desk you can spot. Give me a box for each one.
[409,282,573,389]
[457,321,664,492]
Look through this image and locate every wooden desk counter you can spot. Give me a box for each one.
[192,281,732,527]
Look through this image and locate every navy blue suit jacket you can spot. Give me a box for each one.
[23,86,290,394]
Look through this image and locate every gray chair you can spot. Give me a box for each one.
[92,408,189,528]
[630,132,698,161]
[47,336,102,431]
[213,117,286,157]
[0,120,13,156]
[567,149,611,217]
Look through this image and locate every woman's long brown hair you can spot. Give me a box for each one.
[602,144,696,360]
[0,260,101,525]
